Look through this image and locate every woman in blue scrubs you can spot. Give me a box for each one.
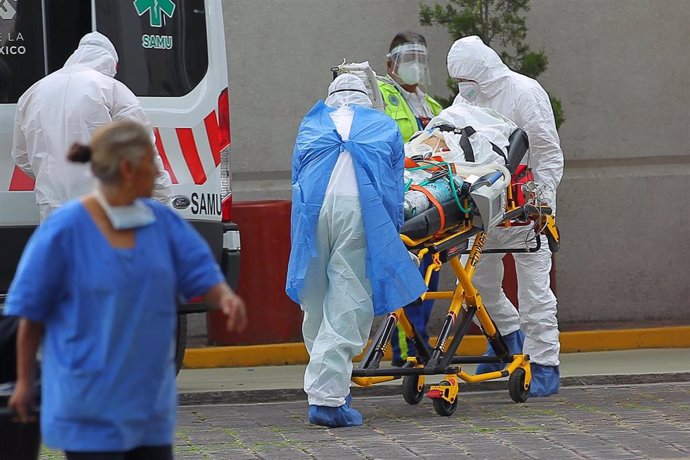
[6,121,247,459]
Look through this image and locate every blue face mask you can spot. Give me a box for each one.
[94,189,156,230]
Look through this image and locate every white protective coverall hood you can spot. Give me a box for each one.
[447,36,562,372]
[447,35,563,210]
[325,73,373,109]
[63,31,119,78]
[12,32,171,219]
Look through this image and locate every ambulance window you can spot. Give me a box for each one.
[44,0,92,72]
[0,0,46,103]
[95,0,209,97]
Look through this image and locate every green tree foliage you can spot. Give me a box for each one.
[420,0,565,129]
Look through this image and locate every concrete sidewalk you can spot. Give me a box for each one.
[177,348,690,405]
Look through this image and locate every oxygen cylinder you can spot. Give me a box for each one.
[403,179,461,220]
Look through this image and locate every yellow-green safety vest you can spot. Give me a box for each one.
[377,80,443,142]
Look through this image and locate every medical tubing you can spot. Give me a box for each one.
[441,161,472,214]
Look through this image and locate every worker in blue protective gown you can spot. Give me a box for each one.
[286,74,427,428]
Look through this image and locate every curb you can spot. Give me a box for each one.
[183,326,690,369]
[178,372,690,406]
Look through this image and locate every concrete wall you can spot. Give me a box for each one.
[223,0,455,199]
[220,0,690,327]
[526,0,690,324]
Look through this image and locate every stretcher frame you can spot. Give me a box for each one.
[351,172,560,416]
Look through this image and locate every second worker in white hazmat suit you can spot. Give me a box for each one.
[447,36,564,397]
[12,31,171,220]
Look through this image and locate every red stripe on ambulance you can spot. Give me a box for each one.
[9,166,35,191]
[203,111,221,167]
[154,128,179,184]
[176,128,207,185]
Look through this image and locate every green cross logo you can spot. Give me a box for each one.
[134,0,176,28]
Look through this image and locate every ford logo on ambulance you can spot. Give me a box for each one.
[171,195,191,210]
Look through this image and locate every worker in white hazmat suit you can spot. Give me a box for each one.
[12,31,171,220]
[286,74,426,427]
[447,36,564,396]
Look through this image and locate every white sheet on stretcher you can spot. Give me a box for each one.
[406,100,517,169]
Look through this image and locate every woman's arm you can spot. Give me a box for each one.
[8,318,44,423]
[204,282,248,333]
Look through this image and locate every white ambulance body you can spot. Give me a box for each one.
[0,0,239,368]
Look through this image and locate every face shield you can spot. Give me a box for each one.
[325,73,373,108]
[388,42,430,87]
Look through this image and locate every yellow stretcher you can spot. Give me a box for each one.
[351,159,560,416]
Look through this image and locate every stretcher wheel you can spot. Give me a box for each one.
[508,368,530,403]
[432,381,458,416]
[402,375,424,405]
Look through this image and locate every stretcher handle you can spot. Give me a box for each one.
[459,230,541,255]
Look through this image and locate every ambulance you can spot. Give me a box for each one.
[0,0,239,371]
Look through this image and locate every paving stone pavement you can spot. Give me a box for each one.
[170,382,690,459]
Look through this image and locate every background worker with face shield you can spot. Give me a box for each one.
[12,31,171,221]
[377,31,444,367]
[286,74,427,427]
[447,36,564,396]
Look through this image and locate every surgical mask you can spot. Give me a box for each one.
[94,189,156,230]
[397,62,426,86]
[458,81,480,102]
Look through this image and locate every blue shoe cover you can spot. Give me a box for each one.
[308,404,363,428]
[476,330,525,374]
[344,394,352,408]
[529,364,560,397]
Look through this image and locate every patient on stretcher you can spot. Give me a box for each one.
[402,101,528,238]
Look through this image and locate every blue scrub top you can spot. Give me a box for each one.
[4,200,224,451]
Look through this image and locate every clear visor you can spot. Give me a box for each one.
[388,43,431,86]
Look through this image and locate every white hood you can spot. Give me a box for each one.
[63,31,119,78]
[447,35,512,99]
[325,73,373,108]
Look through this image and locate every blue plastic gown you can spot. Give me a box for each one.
[286,101,426,316]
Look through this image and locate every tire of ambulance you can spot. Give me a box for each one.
[508,368,530,403]
[174,313,188,375]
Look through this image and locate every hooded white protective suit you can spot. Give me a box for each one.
[300,75,375,409]
[447,36,562,369]
[12,32,171,220]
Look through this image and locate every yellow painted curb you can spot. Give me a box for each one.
[183,326,690,369]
